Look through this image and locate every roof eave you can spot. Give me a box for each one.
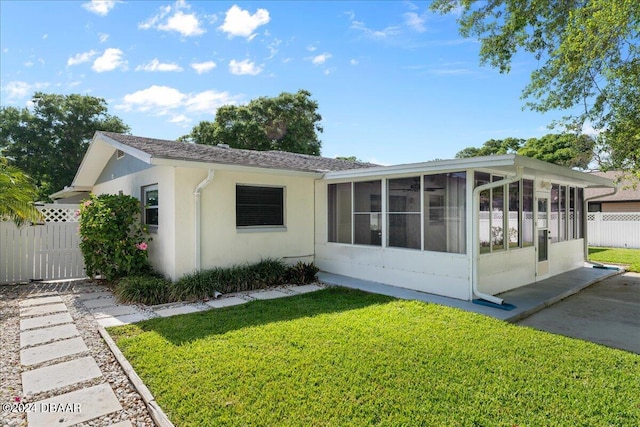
[150,157,325,178]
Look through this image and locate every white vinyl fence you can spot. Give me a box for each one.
[0,204,85,284]
[588,212,640,249]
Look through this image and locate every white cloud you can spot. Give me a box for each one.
[98,33,109,43]
[307,45,317,52]
[92,48,127,72]
[159,10,204,36]
[228,59,262,75]
[169,114,191,125]
[185,90,236,112]
[67,50,98,67]
[191,61,216,74]
[219,5,270,39]
[350,18,401,40]
[135,58,183,72]
[116,85,239,119]
[311,53,332,65]
[42,34,48,40]
[118,85,185,113]
[350,59,359,66]
[404,12,426,32]
[82,0,117,16]
[140,1,204,37]
[2,81,50,100]
[24,61,34,67]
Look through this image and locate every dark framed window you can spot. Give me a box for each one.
[142,184,158,227]
[236,185,284,227]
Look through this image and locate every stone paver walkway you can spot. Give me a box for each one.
[17,294,131,427]
[13,281,324,426]
[77,283,325,328]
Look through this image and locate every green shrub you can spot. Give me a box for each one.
[286,262,319,284]
[172,259,289,301]
[78,194,152,282]
[115,275,172,305]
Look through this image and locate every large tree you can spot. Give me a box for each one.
[432,0,640,174]
[180,89,323,155]
[0,92,130,201]
[0,156,42,226]
[456,134,595,169]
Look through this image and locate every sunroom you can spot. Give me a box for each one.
[314,154,615,302]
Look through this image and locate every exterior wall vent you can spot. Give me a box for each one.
[116,149,125,159]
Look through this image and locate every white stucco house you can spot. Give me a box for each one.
[52,131,615,304]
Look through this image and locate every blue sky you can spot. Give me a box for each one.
[1,0,568,165]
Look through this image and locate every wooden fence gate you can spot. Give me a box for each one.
[0,204,85,284]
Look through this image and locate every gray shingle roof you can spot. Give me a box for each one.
[99,132,376,173]
[585,171,640,202]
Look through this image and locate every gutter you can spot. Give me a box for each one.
[470,166,524,305]
[583,184,618,265]
[194,170,215,270]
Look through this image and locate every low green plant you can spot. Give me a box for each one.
[172,259,289,301]
[78,194,152,282]
[286,261,319,284]
[115,275,172,305]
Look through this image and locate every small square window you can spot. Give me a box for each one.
[142,184,158,227]
[236,185,284,227]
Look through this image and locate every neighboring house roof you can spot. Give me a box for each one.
[585,171,640,202]
[99,132,376,173]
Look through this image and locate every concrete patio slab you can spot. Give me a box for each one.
[287,284,323,294]
[20,323,79,348]
[20,302,68,317]
[26,383,122,427]
[20,336,88,366]
[249,289,290,300]
[81,296,118,309]
[204,296,248,309]
[96,312,151,327]
[22,356,102,395]
[20,312,73,331]
[18,295,63,308]
[89,304,141,318]
[155,304,203,317]
[518,272,640,353]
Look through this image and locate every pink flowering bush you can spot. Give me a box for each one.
[78,194,152,282]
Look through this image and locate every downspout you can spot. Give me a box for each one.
[471,166,524,305]
[583,184,618,264]
[194,169,215,270]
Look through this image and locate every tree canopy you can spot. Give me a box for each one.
[456,134,595,169]
[0,156,43,226]
[431,0,640,174]
[0,92,130,201]
[180,89,323,155]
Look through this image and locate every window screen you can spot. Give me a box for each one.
[236,185,284,227]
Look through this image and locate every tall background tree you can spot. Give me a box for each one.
[180,89,323,155]
[432,0,640,175]
[0,156,43,226]
[456,134,595,169]
[0,92,130,201]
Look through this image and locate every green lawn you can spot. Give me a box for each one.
[589,246,640,272]
[109,288,640,427]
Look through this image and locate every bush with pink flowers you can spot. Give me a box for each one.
[78,194,152,282]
